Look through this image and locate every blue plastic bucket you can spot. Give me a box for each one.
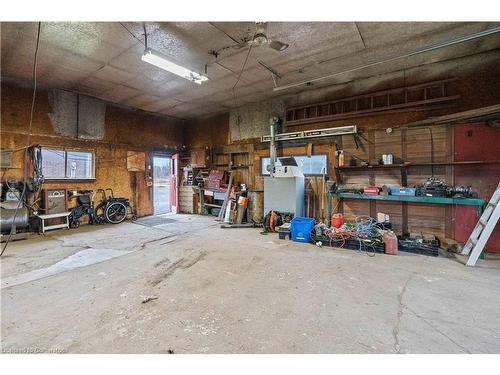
[290,217,316,243]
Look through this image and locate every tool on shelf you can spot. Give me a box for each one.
[416,177,447,197]
[363,186,380,195]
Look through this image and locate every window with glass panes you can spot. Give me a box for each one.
[261,154,327,176]
[41,147,94,180]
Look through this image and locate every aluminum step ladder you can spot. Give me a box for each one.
[461,182,500,266]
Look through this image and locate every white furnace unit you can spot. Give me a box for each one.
[264,159,305,218]
[262,117,356,219]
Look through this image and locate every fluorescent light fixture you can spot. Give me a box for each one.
[141,48,208,85]
[261,125,357,142]
[303,126,357,138]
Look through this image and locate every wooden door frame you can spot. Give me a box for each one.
[151,152,172,215]
[170,154,180,214]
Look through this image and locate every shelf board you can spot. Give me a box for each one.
[230,165,252,169]
[210,164,255,169]
[417,160,500,166]
[193,187,228,193]
[336,160,500,170]
[331,192,485,207]
[336,164,406,170]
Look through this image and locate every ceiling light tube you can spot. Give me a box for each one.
[142,48,208,84]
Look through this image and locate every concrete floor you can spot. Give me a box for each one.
[1,214,499,354]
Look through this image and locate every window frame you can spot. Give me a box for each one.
[260,154,328,176]
[41,146,96,181]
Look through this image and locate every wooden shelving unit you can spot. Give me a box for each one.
[192,186,227,215]
[211,144,254,187]
[334,160,500,187]
[331,159,494,234]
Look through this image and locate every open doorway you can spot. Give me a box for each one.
[152,155,171,214]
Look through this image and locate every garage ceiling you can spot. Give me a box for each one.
[2,22,500,119]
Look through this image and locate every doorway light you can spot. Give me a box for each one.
[141,48,208,85]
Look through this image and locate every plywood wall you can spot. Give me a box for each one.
[1,83,184,217]
[338,124,451,237]
[184,65,500,243]
[197,122,455,238]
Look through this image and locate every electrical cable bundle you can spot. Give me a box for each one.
[29,144,44,192]
[311,216,384,257]
[354,216,379,238]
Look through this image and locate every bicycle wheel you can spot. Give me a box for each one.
[105,201,127,224]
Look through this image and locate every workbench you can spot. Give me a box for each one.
[327,192,486,233]
[331,192,485,207]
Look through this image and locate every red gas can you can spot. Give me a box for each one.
[331,213,344,228]
[383,231,398,255]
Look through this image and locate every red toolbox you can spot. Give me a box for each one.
[205,170,228,190]
[363,186,380,195]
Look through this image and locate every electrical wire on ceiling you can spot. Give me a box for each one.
[143,22,148,48]
[119,22,146,46]
[1,22,42,257]
[274,25,500,92]
[120,22,268,93]
[231,26,256,107]
[208,22,241,45]
[231,41,254,126]
[232,44,253,92]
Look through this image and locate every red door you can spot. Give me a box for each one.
[170,154,179,214]
[453,123,500,252]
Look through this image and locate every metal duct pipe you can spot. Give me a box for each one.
[273,26,500,92]
[269,116,279,177]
